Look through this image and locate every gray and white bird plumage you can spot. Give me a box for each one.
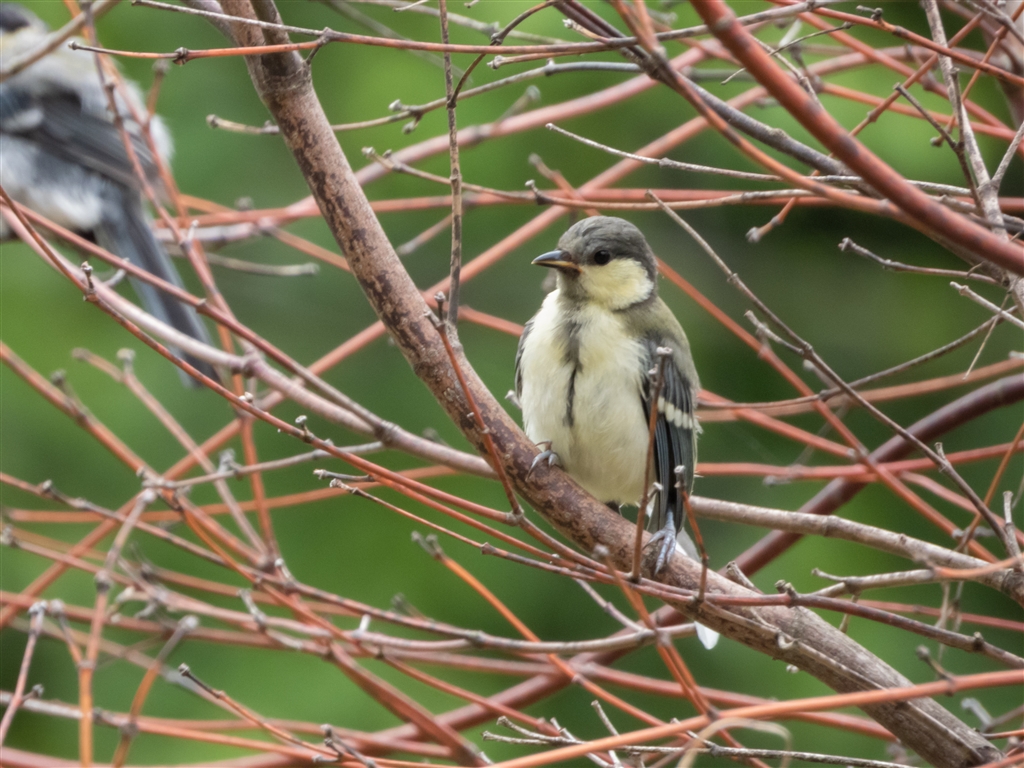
[0,4,217,385]
[515,216,702,576]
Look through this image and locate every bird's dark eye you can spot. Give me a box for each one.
[593,250,611,265]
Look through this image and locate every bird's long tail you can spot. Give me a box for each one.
[94,190,218,387]
[674,527,721,650]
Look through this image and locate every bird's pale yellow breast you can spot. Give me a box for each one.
[519,290,650,504]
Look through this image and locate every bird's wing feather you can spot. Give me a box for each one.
[640,334,698,535]
[1,88,155,189]
[1,81,211,384]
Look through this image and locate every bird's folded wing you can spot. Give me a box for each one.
[640,336,698,535]
[3,89,156,190]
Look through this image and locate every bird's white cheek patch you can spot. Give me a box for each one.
[581,259,653,309]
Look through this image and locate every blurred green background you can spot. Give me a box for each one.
[2,0,1022,764]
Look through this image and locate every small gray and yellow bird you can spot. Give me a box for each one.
[0,4,217,385]
[515,216,701,575]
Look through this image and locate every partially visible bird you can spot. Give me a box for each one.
[0,4,217,385]
[515,216,701,575]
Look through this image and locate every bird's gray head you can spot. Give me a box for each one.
[0,5,48,60]
[532,216,657,310]
[0,5,45,36]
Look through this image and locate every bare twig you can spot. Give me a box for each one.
[0,602,46,745]
[992,119,1024,192]
[923,0,1007,239]
[952,282,1024,329]
[839,238,1000,283]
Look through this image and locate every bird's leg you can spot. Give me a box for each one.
[646,510,677,575]
[529,441,561,472]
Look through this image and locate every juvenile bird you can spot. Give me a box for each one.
[515,216,700,574]
[0,4,217,385]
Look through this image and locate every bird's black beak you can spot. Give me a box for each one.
[531,250,580,274]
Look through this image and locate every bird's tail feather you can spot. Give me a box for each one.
[642,498,720,650]
[94,192,218,387]
[675,528,720,650]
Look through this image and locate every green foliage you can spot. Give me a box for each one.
[2,1,1021,764]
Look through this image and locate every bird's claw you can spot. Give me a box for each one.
[647,522,677,575]
[530,444,561,473]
